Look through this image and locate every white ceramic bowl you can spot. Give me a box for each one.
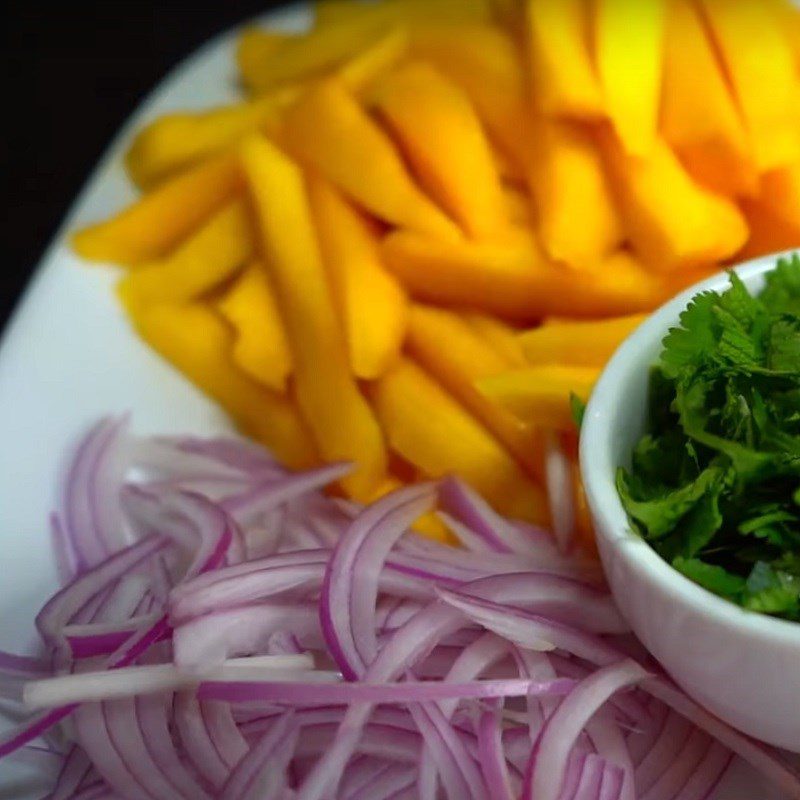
[580,252,800,751]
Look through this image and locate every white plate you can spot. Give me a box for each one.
[0,5,786,797]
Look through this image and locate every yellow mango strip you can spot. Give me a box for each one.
[528,119,623,265]
[240,136,386,500]
[406,305,542,479]
[382,230,674,319]
[463,313,527,367]
[698,0,800,172]
[489,0,524,30]
[371,358,549,524]
[766,0,800,72]
[491,141,527,186]
[604,137,748,270]
[237,28,295,94]
[477,364,599,431]
[595,0,665,156]
[737,198,800,260]
[525,0,604,119]
[129,302,316,469]
[117,200,253,308]
[308,176,408,379]
[517,313,647,367]
[372,61,508,238]
[125,87,302,189]
[758,164,800,232]
[237,22,383,95]
[73,153,242,266]
[336,27,409,94]
[500,186,532,227]
[409,24,532,174]
[282,78,461,242]
[660,0,755,198]
[217,262,292,392]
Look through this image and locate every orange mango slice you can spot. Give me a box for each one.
[595,0,665,156]
[217,262,292,392]
[605,136,748,270]
[406,304,542,479]
[518,313,647,367]
[125,88,300,189]
[410,24,532,173]
[308,176,408,379]
[698,0,800,171]
[526,0,604,119]
[117,199,253,307]
[463,313,527,367]
[372,61,508,239]
[129,302,316,469]
[73,153,242,266]
[241,135,386,499]
[282,78,460,241]
[477,364,600,431]
[371,357,549,524]
[528,119,623,265]
[382,230,675,319]
[660,0,755,197]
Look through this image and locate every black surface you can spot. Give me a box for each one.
[2,1,290,330]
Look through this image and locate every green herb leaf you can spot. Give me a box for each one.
[672,556,746,601]
[570,392,586,430]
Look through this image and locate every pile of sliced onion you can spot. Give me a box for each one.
[0,417,798,800]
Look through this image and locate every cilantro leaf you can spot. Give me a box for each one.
[672,557,746,601]
[570,392,586,430]
[760,254,800,316]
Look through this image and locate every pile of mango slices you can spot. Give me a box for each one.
[73,0,800,543]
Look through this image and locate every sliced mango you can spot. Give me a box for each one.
[237,28,295,94]
[500,185,533,227]
[477,365,600,430]
[660,0,755,198]
[282,78,460,241]
[308,176,408,379]
[738,198,800,260]
[240,135,386,499]
[129,302,315,469]
[595,0,665,156]
[463,312,527,367]
[604,136,748,270]
[410,24,532,173]
[336,26,409,94]
[382,230,674,319]
[73,153,242,266]
[528,119,623,265]
[217,263,292,392]
[698,0,800,171]
[526,0,603,119]
[758,164,800,232]
[406,304,542,478]
[518,314,647,367]
[125,88,300,189]
[371,358,549,524]
[372,61,508,239]
[117,200,253,308]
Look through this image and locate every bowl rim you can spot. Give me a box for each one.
[580,250,800,644]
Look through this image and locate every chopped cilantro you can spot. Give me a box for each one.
[570,392,587,430]
[618,256,800,622]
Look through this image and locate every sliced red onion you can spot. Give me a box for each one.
[524,659,649,800]
[320,483,436,679]
[544,432,576,554]
[3,421,798,800]
[221,710,297,799]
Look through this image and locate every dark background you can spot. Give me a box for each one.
[3,1,289,330]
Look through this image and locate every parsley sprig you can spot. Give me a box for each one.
[617,256,800,621]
